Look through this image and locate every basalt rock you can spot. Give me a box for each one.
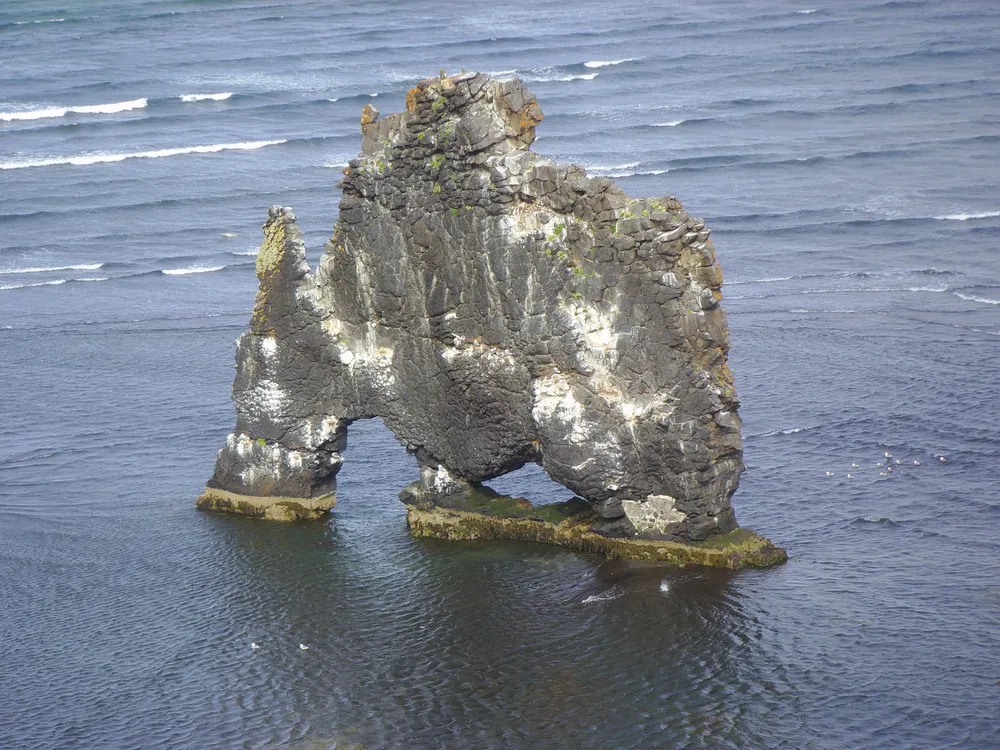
[197,72,784,567]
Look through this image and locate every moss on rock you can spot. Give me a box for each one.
[196,487,335,521]
[405,504,786,570]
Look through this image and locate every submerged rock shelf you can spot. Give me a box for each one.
[198,71,785,569]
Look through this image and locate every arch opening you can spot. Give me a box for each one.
[481,461,580,508]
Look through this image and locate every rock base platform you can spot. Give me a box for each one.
[196,487,335,521]
[405,501,787,570]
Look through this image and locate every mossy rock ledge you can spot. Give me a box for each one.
[199,71,786,567]
[401,484,785,570]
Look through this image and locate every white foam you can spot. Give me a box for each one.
[2,262,103,275]
[231,248,259,256]
[726,276,794,285]
[587,161,640,175]
[605,168,668,178]
[934,210,1000,221]
[583,59,635,68]
[796,9,817,14]
[954,292,1000,305]
[0,139,287,170]
[13,18,65,24]
[179,92,233,102]
[906,285,948,293]
[582,590,624,604]
[0,279,67,290]
[528,72,598,82]
[161,265,225,275]
[759,426,814,437]
[0,97,147,122]
[654,120,685,127]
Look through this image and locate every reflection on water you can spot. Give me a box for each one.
[203,423,764,748]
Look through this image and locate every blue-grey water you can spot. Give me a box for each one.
[2,1,998,748]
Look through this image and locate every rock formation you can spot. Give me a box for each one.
[197,72,785,568]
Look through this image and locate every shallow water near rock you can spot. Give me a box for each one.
[1,1,998,748]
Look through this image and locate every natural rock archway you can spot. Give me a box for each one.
[197,72,785,568]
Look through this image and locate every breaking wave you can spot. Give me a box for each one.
[954,292,1000,305]
[654,120,685,127]
[179,92,233,102]
[583,59,635,68]
[586,161,639,175]
[524,70,598,83]
[0,276,108,291]
[161,266,225,275]
[2,263,104,275]
[756,425,816,438]
[933,210,1000,221]
[852,516,899,527]
[0,98,147,122]
[0,139,287,170]
[582,589,624,604]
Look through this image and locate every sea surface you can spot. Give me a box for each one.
[2,1,998,748]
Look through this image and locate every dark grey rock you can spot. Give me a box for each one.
[203,73,745,542]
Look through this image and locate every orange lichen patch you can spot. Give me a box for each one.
[520,102,544,130]
[406,85,421,113]
[360,103,379,128]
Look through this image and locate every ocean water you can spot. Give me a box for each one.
[2,0,998,747]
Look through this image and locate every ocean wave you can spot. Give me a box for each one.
[0,276,106,291]
[12,18,65,24]
[230,248,259,256]
[524,70,598,83]
[795,8,818,13]
[954,292,1000,305]
[757,425,815,438]
[1,262,104,275]
[726,276,795,285]
[586,161,640,175]
[786,308,858,314]
[179,92,233,102]
[582,589,624,604]
[654,120,685,127]
[0,139,287,170]
[933,211,1000,221]
[612,168,668,177]
[583,59,635,69]
[853,516,899,527]
[0,97,147,122]
[161,266,225,276]
[483,70,518,81]
[730,285,955,301]
[0,279,65,290]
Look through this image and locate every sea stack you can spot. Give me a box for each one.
[197,72,785,569]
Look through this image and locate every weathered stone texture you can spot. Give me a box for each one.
[201,72,749,544]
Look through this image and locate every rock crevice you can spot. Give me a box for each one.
[198,72,778,563]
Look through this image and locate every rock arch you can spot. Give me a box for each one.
[197,73,785,568]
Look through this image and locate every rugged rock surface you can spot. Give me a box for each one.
[199,72,776,560]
